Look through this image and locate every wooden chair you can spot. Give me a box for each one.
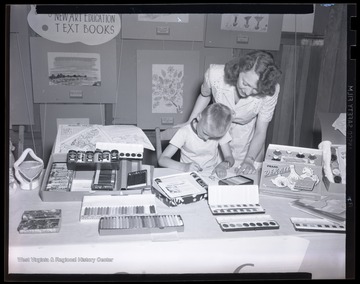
[154,127,180,167]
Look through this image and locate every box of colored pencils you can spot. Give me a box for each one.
[98,214,184,235]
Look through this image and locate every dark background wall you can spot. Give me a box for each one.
[8,4,348,167]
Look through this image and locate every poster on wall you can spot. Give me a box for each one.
[138,14,189,23]
[152,64,184,114]
[221,14,269,32]
[30,37,117,104]
[122,14,204,41]
[47,52,101,86]
[137,50,200,129]
[27,5,121,45]
[205,14,283,50]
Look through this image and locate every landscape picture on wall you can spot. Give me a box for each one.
[47,52,101,86]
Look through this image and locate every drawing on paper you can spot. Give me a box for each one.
[48,52,101,86]
[54,124,155,153]
[152,64,184,113]
[221,14,269,32]
[138,14,189,23]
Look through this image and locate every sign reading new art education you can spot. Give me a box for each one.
[27,5,121,45]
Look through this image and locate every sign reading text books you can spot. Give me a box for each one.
[27,5,121,45]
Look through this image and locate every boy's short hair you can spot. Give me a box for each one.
[201,103,232,136]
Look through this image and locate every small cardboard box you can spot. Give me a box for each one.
[152,183,208,207]
[39,153,153,202]
[151,171,208,207]
[322,145,346,195]
[322,175,346,195]
[259,144,323,199]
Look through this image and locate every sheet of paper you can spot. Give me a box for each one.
[290,195,346,224]
[101,125,155,151]
[54,125,110,153]
[332,113,346,136]
[53,124,155,153]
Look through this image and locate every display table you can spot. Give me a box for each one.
[8,168,345,279]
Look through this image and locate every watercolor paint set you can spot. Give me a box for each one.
[215,214,279,232]
[208,184,265,215]
[290,217,345,233]
[209,203,265,215]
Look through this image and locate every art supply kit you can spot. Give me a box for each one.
[290,217,345,233]
[215,214,280,232]
[40,152,153,202]
[207,183,275,232]
[152,171,208,207]
[17,209,62,234]
[208,184,265,215]
[98,214,184,235]
[80,195,158,221]
[259,144,324,199]
[78,195,186,236]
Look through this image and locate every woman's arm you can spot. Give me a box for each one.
[186,94,212,123]
[158,144,202,172]
[237,119,269,174]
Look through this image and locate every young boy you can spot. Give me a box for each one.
[158,103,235,178]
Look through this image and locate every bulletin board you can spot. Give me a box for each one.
[137,50,200,129]
[30,37,117,104]
[205,14,283,50]
[121,14,205,41]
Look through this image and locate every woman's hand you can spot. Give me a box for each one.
[235,157,256,175]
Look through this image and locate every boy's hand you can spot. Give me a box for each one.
[184,162,203,172]
[213,162,228,179]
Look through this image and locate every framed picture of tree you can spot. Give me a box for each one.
[137,50,200,129]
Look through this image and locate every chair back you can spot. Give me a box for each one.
[155,127,180,166]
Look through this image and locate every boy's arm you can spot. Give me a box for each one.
[220,143,235,168]
[158,144,185,171]
[212,143,235,178]
[159,144,203,172]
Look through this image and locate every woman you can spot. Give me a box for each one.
[183,50,282,174]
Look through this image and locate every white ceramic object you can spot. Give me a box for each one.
[13,148,44,190]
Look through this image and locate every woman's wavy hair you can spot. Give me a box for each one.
[224,50,282,96]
